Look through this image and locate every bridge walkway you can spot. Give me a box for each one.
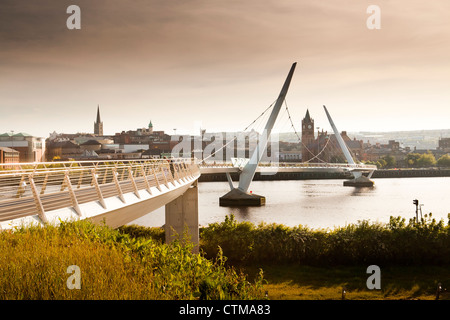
[0,159,200,230]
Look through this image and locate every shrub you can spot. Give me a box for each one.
[0,220,265,300]
[200,214,450,267]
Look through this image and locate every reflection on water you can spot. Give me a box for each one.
[130,177,450,230]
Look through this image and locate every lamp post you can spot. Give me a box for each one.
[413,199,419,222]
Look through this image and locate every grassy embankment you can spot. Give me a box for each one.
[198,214,450,300]
[1,213,449,300]
[0,220,264,300]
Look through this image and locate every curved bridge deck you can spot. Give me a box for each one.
[0,159,200,230]
[200,162,377,174]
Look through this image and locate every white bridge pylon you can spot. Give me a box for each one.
[218,63,375,206]
[322,105,375,186]
[219,62,297,206]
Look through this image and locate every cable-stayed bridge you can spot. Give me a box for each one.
[0,62,377,248]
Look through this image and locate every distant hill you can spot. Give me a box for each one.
[278,129,450,150]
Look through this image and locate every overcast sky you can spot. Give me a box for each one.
[1,0,450,138]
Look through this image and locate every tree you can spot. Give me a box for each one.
[382,155,396,168]
[405,153,421,167]
[437,154,450,167]
[376,158,387,169]
[416,152,436,167]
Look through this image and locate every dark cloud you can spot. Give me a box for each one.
[1,1,450,137]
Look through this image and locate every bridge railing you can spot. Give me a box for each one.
[199,161,377,170]
[0,159,200,224]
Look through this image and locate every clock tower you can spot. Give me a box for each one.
[301,109,315,162]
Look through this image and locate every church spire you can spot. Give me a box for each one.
[96,105,101,123]
[94,105,103,136]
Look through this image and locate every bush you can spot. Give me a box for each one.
[200,214,450,267]
[0,220,265,300]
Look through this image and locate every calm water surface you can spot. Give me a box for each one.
[130,177,450,230]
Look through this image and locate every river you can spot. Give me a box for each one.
[130,177,450,230]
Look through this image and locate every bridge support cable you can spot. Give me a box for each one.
[202,100,276,163]
[220,62,297,206]
[283,99,330,163]
[238,62,297,193]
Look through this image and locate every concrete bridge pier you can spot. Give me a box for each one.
[165,180,199,253]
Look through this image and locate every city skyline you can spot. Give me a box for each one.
[1,1,450,138]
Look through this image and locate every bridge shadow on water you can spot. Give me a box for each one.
[227,206,251,220]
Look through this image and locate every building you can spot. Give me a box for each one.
[94,105,103,136]
[0,132,45,162]
[45,140,82,160]
[301,109,315,162]
[362,140,410,165]
[300,110,364,163]
[0,147,20,164]
[113,121,175,158]
[80,139,103,152]
[113,120,167,145]
[438,137,450,152]
[277,151,302,162]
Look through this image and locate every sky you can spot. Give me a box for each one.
[1,0,450,138]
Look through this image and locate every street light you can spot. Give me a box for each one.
[413,199,419,222]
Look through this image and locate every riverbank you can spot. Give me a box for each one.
[0,221,264,300]
[1,215,449,300]
[199,214,450,266]
[121,214,450,299]
[198,168,450,182]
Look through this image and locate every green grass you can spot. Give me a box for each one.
[1,214,449,300]
[0,220,264,300]
[242,264,450,300]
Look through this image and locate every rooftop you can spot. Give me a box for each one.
[0,132,33,137]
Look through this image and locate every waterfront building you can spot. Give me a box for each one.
[300,110,364,163]
[0,132,45,162]
[363,140,408,164]
[277,151,302,162]
[0,147,20,164]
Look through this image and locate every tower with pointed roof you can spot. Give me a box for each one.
[301,109,315,162]
[148,120,153,134]
[94,105,103,136]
